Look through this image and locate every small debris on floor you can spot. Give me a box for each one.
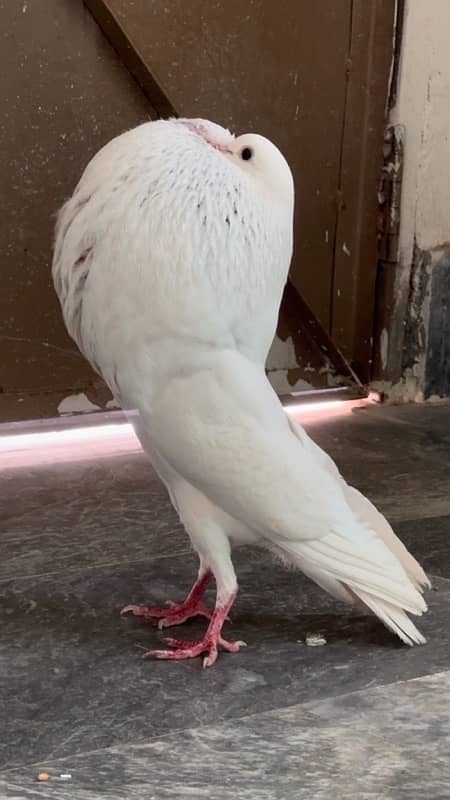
[37,772,49,782]
[305,633,327,647]
[59,773,72,780]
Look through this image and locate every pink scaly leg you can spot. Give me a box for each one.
[145,587,245,668]
[121,568,212,629]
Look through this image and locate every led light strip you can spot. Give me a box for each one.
[0,398,372,469]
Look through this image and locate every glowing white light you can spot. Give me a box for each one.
[0,422,140,469]
[0,397,370,470]
[0,423,133,450]
[284,400,347,416]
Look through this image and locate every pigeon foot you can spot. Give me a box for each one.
[121,598,212,629]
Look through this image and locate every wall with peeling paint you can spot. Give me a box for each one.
[392,1,450,258]
[376,0,450,400]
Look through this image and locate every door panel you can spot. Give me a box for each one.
[0,0,153,421]
[87,0,395,381]
[87,0,353,330]
[331,0,398,379]
[0,0,395,422]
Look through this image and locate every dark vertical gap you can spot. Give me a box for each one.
[388,0,405,111]
[329,0,354,337]
[370,0,405,382]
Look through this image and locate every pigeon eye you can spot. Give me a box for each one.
[240,147,253,162]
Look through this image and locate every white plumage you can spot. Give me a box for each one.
[53,118,429,666]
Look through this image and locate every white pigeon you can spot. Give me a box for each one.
[53,118,429,667]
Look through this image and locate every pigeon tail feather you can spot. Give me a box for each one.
[272,528,427,646]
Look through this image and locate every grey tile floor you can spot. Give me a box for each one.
[0,403,449,798]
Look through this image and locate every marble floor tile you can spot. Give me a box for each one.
[0,403,449,798]
[395,514,450,579]
[2,671,449,800]
[0,466,185,582]
[305,406,450,522]
[1,453,153,528]
[0,547,448,771]
[2,405,449,586]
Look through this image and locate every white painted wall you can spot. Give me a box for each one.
[377,0,450,400]
[392,0,450,259]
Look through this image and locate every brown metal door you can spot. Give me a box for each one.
[88,0,353,329]
[0,0,155,422]
[0,0,395,422]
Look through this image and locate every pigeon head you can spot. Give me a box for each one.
[176,118,294,211]
[229,132,294,210]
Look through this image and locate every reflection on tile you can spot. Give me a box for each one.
[396,515,450,579]
[2,672,449,799]
[305,405,450,522]
[363,473,450,523]
[364,402,450,441]
[0,455,189,581]
[1,479,185,581]
[2,405,449,586]
[0,545,448,771]
[1,453,153,525]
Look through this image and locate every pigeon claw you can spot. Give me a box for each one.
[120,600,213,629]
[144,635,246,668]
